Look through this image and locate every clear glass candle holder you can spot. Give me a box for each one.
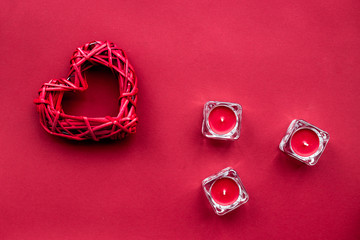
[202,167,249,216]
[202,101,242,140]
[279,119,330,166]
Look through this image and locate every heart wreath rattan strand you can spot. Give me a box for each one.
[34,40,138,141]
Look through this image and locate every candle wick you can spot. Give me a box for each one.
[220,117,225,123]
[223,189,226,196]
[303,141,309,147]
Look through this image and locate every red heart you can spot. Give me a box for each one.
[34,41,138,141]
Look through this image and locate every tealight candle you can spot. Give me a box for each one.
[290,128,320,157]
[202,101,242,140]
[210,177,240,206]
[202,167,249,216]
[279,119,330,166]
[208,106,237,135]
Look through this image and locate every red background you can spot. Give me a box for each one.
[1,0,359,239]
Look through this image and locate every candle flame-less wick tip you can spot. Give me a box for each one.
[303,141,309,147]
[223,189,226,196]
[220,117,225,122]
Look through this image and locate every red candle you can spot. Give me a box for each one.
[290,128,320,157]
[208,106,237,135]
[210,177,240,206]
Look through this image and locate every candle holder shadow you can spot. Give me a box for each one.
[273,151,306,171]
[197,186,248,224]
[197,185,219,218]
[272,151,321,182]
[204,137,235,149]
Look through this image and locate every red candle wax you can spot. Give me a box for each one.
[208,106,237,135]
[210,177,240,206]
[290,128,320,157]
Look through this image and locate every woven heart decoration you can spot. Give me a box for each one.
[34,41,138,141]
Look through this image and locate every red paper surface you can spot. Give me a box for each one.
[0,0,359,239]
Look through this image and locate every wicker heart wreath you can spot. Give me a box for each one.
[34,41,138,141]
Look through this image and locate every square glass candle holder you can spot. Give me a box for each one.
[202,101,242,140]
[279,119,330,166]
[202,167,249,216]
